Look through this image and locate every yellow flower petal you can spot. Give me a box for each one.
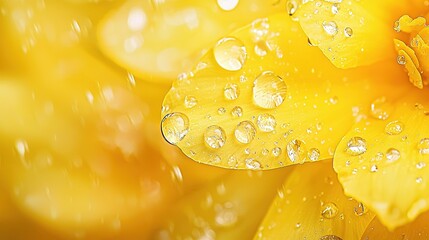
[154,168,289,240]
[361,210,429,239]
[334,91,429,229]
[255,160,375,240]
[296,0,400,69]
[97,0,284,83]
[162,13,404,170]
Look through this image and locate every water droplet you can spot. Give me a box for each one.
[386,148,400,162]
[346,137,367,156]
[217,0,239,11]
[272,147,282,157]
[286,0,298,16]
[224,83,240,100]
[184,95,197,108]
[320,235,343,240]
[393,20,400,32]
[385,121,404,135]
[256,114,276,132]
[214,37,247,71]
[322,21,338,36]
[218,107,226,115]
[418,138,429,154]
[253,71,287,109]
[321,202,338,219]
[331,3,340,14]
[308,148,320,161]
[287,139,307,163]
[370,164,378,172]
[245,158,262,170]
[231,106,243,117]
[416,177,423,183]
[212,155,222,164]
[397,55,406,65]
[161,112,189,145]
[295,222,301,228]
[354,202,367,216]
[370,97,390,120]
[215,207,238,227]
[262,148,269,155]
[416,161,426,169]
[234,121,257,144]
[15,139,28,158]
[344,27,353,37]
[204,125,227,149]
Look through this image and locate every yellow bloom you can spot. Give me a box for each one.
[160,0,429,237]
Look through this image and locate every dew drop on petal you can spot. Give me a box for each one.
[234,121,256,144]
[204,125,227,149]
[217,0,239,11]
[320,236,343,240]
[416,161,426,169]
[353,202,368,216]
[272,147,282,157]
[161,112,189,145]
[416,177,423,183]
[370,97,390,120]
[218,107,226,115]
[231,106,243,117]
[321,202,338,219]
[344,27,353,37]
[370,164,378,172]
[397,55,406,65]
[184,95,197,108]
[287,139,307,163]
[253,71,287,109]
[224,83,240,100]
[385,121,404,135]
[286,0,298,16]
[322,21,338,36]
[214,37,247,71]
[331,3,340,15]
[346,137,367,156]
[308,148,320,161]
[245,158,262,170]
[386,148,400,162]
[418,138,429,154]
[257,113,276,132]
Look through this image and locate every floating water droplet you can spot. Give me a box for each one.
[321,202,338,219]
[286,0,298,16]
[418,138,429,154]
[224,83,240,100]
[161,112,189,145]
[353,202,367,216]
[320,235,343,240]
[397,55,406,65]
[217,0,239,11]
[331,3,340,14]
[346,137,367,156]
[308,148,320,161]
[370,164,378,172]
[245,158,262,170]
[231,106,243,117]
[287,139,307,163]
[253,71,287,109]
[234,121,257,144]
[272,147,282,157]
[257,114,276,132]
[204,125,227,149]
[385,121,404,135]
[214,37,247,71]
[370,97,390,120]
[322,21,338,36]
[386,148,400,162]
[184,95,197,108]
[344,27,353,37]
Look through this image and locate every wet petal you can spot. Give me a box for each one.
[361,210,429,239]
[334,91,429,229]
[162,13,404,170]
[153,168,289,240]
[97,0,284,83]
[255,160,374,240]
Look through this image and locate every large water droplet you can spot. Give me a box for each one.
[253,71,287,109]
[386,148,400,162]
[204,125,227,149]
[161,112,189,145]
[214,37,247,71]
[385,120,404,135]
[217,0,239,11]
[346,137,367,156]
[321,202,338,219]
[257,114,276,132]
[287,139,307,163]
[224,83,240,100]
[418,138,429,154]
[234,121,256,144]
[322,21,338,36]
[370,97,390,120]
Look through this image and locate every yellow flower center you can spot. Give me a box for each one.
[394,15,429,89]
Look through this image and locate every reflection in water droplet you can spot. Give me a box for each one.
[308,148,320,161]
[204,125,227,149]
[224,83,240,100]
[257,114,276,132]
[370,97,390,120]
[253,71,287,109]
[322,21,338,36]
[214,37,247,71]
[386,148,400,162]
[418,138,429,154]
[231,106,243,117]
[161,112,189,145]
[287,139,307,163]
[321,202,338,219]
[184,95,197,108]
[234,121,256,144]
[346,137,367,156]
[385,121,404,135]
